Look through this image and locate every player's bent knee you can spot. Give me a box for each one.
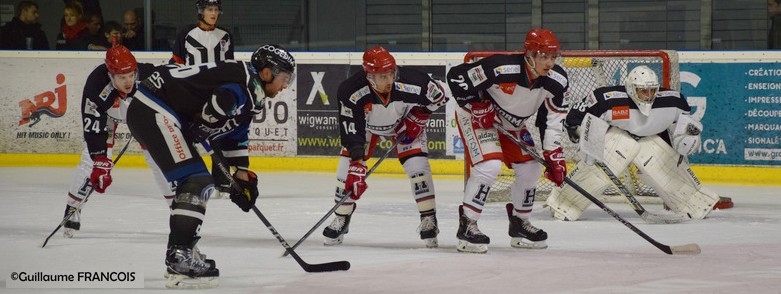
[471,159,503,185]
[175,175,215,207]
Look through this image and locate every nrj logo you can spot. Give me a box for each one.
[19,73,67,126]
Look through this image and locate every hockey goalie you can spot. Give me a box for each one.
[546,65,730,221]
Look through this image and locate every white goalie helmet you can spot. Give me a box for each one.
[625,65,660,116]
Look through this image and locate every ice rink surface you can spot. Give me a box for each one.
[1,166,780,293]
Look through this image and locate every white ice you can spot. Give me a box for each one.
[1,166,780,293]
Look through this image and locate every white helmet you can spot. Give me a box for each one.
[625,65,659,116]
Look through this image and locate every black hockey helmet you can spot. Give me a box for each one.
[251,44,296,85]
[196,0,222,14]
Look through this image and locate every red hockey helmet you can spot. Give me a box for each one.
[362,45,396,74]
[524,28,560,56]
[105,45,137,74]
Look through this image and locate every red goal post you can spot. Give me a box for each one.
[461,50,680,203]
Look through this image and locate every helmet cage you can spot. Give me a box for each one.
[625,65,660,115]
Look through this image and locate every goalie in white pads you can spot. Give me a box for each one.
[546,65,723,221]
[446,28,569,253]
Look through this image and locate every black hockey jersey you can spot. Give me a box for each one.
[81,63,155,159]
[170,24,233,65]
[567,85,691,138]
[446,53,569,150]
[337,66,447,151]
[138,61,264,167]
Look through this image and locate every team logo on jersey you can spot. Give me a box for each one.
[394,82,421,95]
[467,66,487,87]
[340,103,354,118]
[657,90,680,98]
[83,99,100,117]
[611,106,630,120]
[498,82,516,95]
[349,86,371,104]
[603,91,629,100]
[426,81,445,101]
[547,69,568,88]
[493,65,521,75]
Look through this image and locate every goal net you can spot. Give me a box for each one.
[463,50,680,203]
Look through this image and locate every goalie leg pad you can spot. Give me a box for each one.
[509,161,542,218]
[545,129,640,221]
[633,136,719,219]
[462,159,502,220]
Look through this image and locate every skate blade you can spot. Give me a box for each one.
[165,274,219,289]
[63,228,75,238]
[456,240,488,254]
[323,235,344,246]
[511,237,548,249]
[424,237,438,248]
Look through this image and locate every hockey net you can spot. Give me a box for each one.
[463,50,680,203]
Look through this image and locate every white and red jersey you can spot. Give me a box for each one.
[337,67,447,155]
[446,53,569,150]
[567,85,691,139]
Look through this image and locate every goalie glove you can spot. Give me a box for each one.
[672,115,703,156]
[90,155,113,193]
[468,99,497,129]
[229,170,259,212]
[395,107,431,144]
[543,148,566,187]
[345,160,368,200]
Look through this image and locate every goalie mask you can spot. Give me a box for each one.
[362,45,397,94]
[625,65,660,116]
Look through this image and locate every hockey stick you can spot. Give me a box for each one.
[494,125,700,255]
[41,136,135,248]
[206,142,350,272]
[593,161,691,224]
[283,140,401,257]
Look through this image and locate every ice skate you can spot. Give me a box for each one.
[165,244,219,289]
[456,206,490,253]
[62,205,81,238]
[506,203,548,249]
[418,212,439,248]
[323,204,355,246]
[164,240,215,279]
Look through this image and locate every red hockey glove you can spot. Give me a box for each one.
[469,100,496,129]
[230,170,259,212]
[396,107,431,144]
[345,161,368,200]
[543,147,566,187]
[90,155,113,193]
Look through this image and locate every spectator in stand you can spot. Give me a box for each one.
[84,11,103,44]
[122,9,144,50]
[0,1,50,49]
[63,0,101,18]
[87,21,122,51]
[56,2,90,50]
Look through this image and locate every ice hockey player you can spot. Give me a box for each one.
[128,44,295,289]
[170,0,235,199]
[545,65,726,221]
[323,45,448,248]
[61,44,176,238]
[445,28,569,253]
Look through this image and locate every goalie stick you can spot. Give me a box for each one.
[495,124,700,255]
[283,140,400,257]
[206,142,351,272]
[594,161,691,224]
[41,136,134,248]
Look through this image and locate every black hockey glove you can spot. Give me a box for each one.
[229,170,259,212]
[186,122,221,143]
[563,120,580,143]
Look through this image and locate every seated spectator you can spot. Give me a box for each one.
[122,9,144,50]
[0,1,50,49]
[87,21,122,50]
[56,2,90,50]
[84,11,103,43]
